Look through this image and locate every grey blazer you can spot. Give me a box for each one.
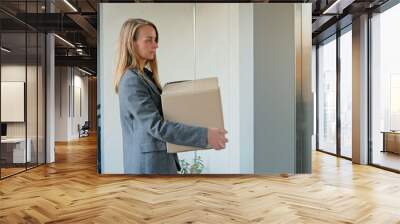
[118,68,208,174]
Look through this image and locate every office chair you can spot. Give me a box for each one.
[78,121,90,138]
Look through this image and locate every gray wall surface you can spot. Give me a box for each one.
[253,3,312,173]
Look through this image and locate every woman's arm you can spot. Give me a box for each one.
[119,73,208,148]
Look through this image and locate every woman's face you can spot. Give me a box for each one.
[134,25,158,61]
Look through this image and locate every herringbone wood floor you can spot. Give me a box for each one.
[1,134,400,224]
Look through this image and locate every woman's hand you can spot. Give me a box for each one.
[207,128,228,150]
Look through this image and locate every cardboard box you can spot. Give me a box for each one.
[161,77,224,153]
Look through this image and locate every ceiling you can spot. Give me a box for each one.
[0,0,395,76]
[0,0,97,74]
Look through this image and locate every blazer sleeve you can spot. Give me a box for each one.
[119,73,209,148]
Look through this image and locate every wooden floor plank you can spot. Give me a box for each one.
[1,134,400,223]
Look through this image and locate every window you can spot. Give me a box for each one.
[370,2,400,171]
[340,29,352,158]
[317,36,337,155]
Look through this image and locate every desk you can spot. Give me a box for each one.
[1,138,32,163]
[381,131,400,154]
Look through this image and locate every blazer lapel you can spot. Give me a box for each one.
[131,68,161,95]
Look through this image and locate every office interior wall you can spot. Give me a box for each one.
[54,67,69,141]
[99,3,312,174]
[189,3,241,173]
[100,3,195,173]
[1,65,40,141]
[72,73,89,138]
[55,67,89,141]
[253,4,295,173]
[1,82,24,122]
[100,3,248,174]
[253,3,312,173]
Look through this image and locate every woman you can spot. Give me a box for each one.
[114,18,228,174]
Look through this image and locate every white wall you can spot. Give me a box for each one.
[55,67,89,141]
[100,3,251,174]
[1,65,41,138]
[100,3,195,173]
[55,67,68,141]
[1,67,25,123]
[71,72,89,138]
[193,3,241,173]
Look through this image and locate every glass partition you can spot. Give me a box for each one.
[27,30,38,170]
[38,32,46,165]
[0,1,46,179]
[1,31,28,177]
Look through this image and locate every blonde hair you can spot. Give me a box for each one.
[114,18,162,93]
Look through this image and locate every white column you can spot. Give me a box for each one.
[46,33,55,163]
[352,14,369,164]
[45,1,56,163]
